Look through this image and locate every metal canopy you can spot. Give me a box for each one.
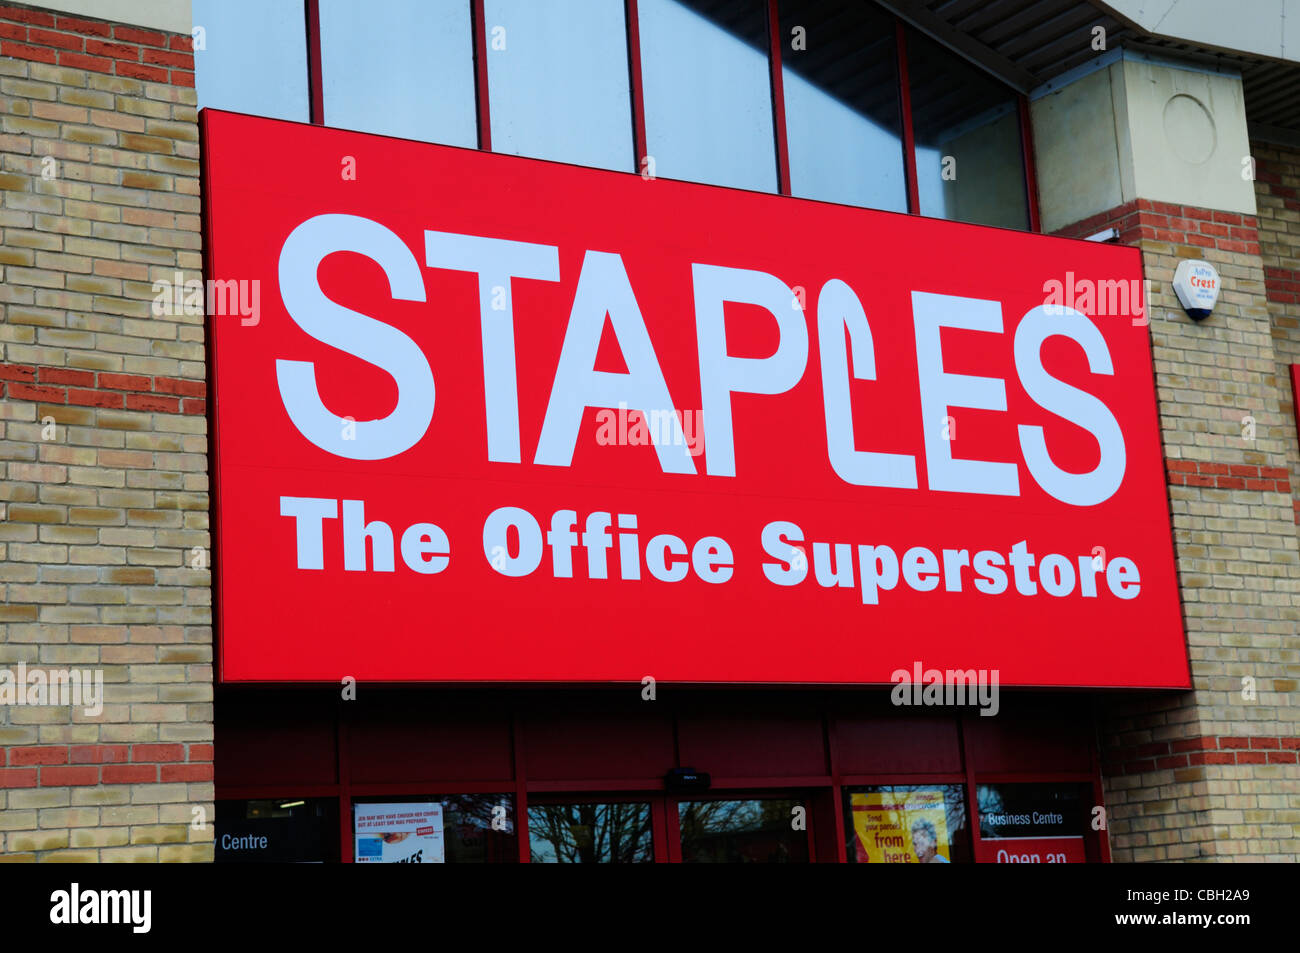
[874,0,1300,135]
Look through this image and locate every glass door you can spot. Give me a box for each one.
[524,792,816,862]
[671,793,813,863]
[526,795,659,863]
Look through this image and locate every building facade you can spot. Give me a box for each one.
[0,0,1296,862]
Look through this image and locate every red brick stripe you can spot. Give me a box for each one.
[0,743,214,787]
[1166,459,1291,493]
[1264,265,1300,305]
[70,744,129,764]
[0,361,205,415]
[0,3,193,87]
[1257,159,1300,218]
[1054,199,1261,256]
[1103,735,1300,776]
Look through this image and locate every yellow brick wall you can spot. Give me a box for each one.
[1065,198,1300,861]
[1255,140,1300,518]
[0,14,212,862]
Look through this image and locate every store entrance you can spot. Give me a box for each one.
[217,687,1110,863]
[525,791,816,863]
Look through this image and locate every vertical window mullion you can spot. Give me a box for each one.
[625,0,648,174]
[337,707,352,862]
[894,19,920,215]
[306,0,324,124]
[767,0,791,196]
[472,0,492,150]
[1019,95,1042,232]
[512,712,530,863]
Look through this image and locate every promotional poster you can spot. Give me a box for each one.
[851,789,952,863]
[353,803,445,864]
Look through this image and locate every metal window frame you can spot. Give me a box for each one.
[216,699,1109,863]
[301,0,1039,227]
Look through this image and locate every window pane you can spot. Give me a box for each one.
[779,0,906,211]
[443,794,519,863]
[907,29,1028,229]
[216,798,338,863]
[640,0,777,192]
[352,795,518,863]
[320,0,477,147]
[193,0,308,121]
[844,785,971,863]
[486,0,633,171]
[528,801,654,862]
[679,797,808,862]
[976,782,1089,863]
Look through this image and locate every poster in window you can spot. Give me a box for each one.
[850,789,950,863]
[354,802,445,863]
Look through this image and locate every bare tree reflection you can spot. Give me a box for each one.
[528,802,653,863]
[679,798,806,863]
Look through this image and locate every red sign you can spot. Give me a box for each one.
[975,837,1088,864]
[203,110,1188,687]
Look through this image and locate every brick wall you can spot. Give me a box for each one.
[1057,197,1300,861]
[1255,141,1300,527]
[0,4,211,861]
[0,3,192,87]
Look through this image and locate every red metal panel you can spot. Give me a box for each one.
[963,703,1093,774]
[665,796,682,863]
[824,714,847,861]
[523,711,675,781]
[676,713,825,778]
[215,694,339,788]
[835,713,963,775]
[512,712,530,862]
[338,711,352,863]
[215,685,1108,861]
[651,796,669,863]
[206,110,1184,689]
[347,702,514,783]
[526,778,666,792]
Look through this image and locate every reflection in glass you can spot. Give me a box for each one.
[640,0,777,192]
[443,794,519,863]
[320,0,477,146]
[843,784,971,863]
[529,801,654,863]
[906,29,1028,229]
[678,798,808,862]
[779,0,906,211]
[350,795,518,863]
[977,782,1087,839]
[193,0,309,121]
[486,0,634,171]
[215,797,338,863]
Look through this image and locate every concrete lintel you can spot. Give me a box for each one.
[1030,45,1242,101]
[34,0,191,35]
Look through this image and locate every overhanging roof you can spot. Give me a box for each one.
[875,0,1300,137]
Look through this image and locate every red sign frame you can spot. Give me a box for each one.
[202,110,1189,688]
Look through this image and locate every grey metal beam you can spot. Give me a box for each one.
[1249,122,1300,149]
[872,0,1043,91]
